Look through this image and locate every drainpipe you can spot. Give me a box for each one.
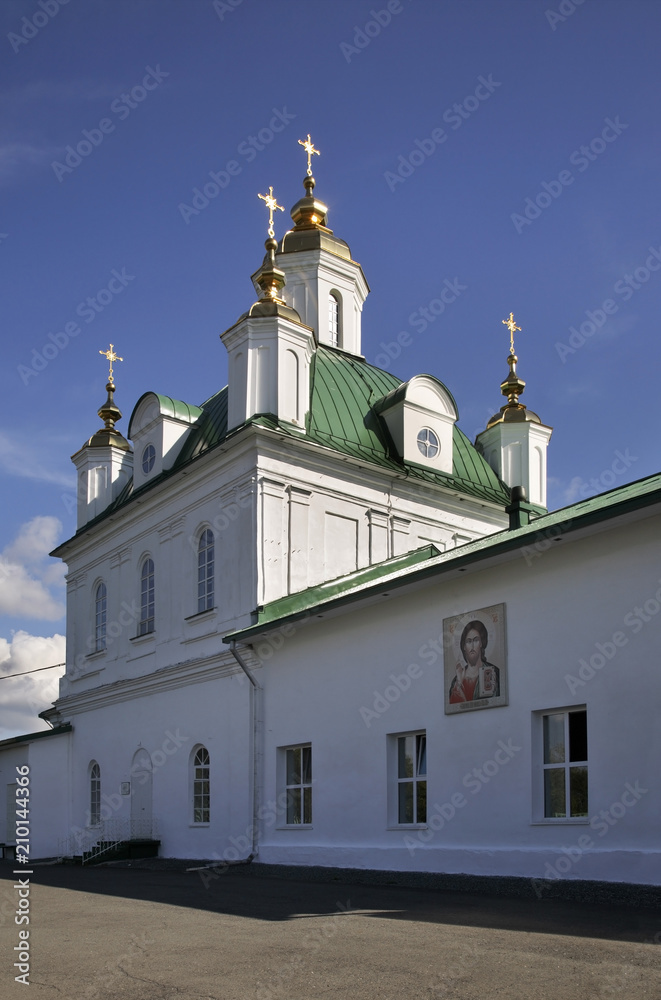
[229,640,261,862]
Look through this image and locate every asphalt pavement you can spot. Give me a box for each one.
[1,860,659,999]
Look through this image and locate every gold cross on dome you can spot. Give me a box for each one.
[298,134,320,176]
[258,186,284,238]
[99,344,123,384]
[502,312,522,354]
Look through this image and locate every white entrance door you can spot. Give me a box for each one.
[130,749,153,839]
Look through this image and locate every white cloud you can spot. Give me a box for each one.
[0,631,65,740]
[0,141,59,185]
[563,476,586,504]
[0,80,121,108]
[4,515,62,565]
[0,517,65,621]
[0,431,75,489]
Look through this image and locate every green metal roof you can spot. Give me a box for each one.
[127,393,203,439]
[304,348,509,502]
[224,470,661,644]
[61,346,510,541]
[248,543,441,629]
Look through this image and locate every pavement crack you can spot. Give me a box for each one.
[116,962,221,1000]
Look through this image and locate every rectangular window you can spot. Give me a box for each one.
[396,733,427,825]
[284,745,312,825]
[542,709,588,818]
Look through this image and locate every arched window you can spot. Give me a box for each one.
[192,746,210,824]
[197,529,214,613]
[139,558,155,635]
[90,761,101,826]
[328,293,340,348]
[94,582,107,652]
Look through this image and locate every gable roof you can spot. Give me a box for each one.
[61,347,510,541]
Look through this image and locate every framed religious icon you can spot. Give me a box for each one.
[443,603,508,714]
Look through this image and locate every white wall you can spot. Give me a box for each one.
[63,669,252,861]
[255,513,660,884]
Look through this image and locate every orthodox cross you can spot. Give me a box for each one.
[298,134,320,176]
[502,312,522,355]
[99,344,123,384]
[258,186,284,238]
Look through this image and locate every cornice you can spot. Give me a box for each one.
[56,649,260,715]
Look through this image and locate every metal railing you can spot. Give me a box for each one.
[58,818,158,862]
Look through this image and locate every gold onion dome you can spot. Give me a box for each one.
[246,236,302,322]
[85,380,131,450]
[237,186,301,323]
[279,172,352,261]
[487,313,541,428]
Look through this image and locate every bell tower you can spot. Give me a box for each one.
[276,135,369,356]
[220,187,315,432]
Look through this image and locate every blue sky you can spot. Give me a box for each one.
[1,0,660,735]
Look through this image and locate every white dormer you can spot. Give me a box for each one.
[128,393,202,491]
[374,375,458,475]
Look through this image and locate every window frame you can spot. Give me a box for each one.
[197,528,215,614]
[328,292,341,348]
[532,706,588,824]
[94,581,107,652]
[89,761,101,827]
[416,428,440,459]
[279,744,312,828]
[141,443,156,475]
[138,557,155,636]
[388,730,427,829]
[191,745,210,826]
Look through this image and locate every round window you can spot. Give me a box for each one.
[417,428,439,459]
[142,444,156,474]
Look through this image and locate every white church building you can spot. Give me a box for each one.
[1,147,659,886]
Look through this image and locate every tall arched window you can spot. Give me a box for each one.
[192,746,210,824]
[94,582,107,652]
[139,558,155,635]
[90,761,101,826]
[328,293,340,348]
[197,529,214,613]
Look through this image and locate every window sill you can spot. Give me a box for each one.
[530,818,590,825]
[85,649,106,660]
[71,666,104,682]
[189,823,210,828]
[130,631,155,643]
[184,608,217,622]
[387,824,428,831]
[276,824,313,831]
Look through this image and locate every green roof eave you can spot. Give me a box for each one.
[0,724,72,750]
[223,471,661,645]
[227,544,441,637]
